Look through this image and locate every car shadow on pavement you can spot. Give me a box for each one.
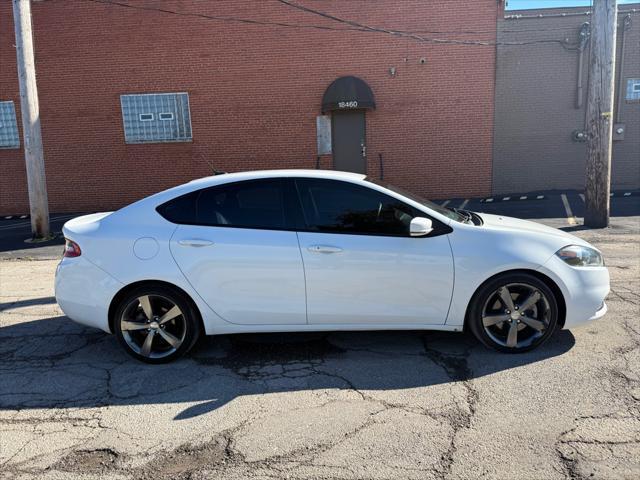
[0,296,57,311]
[0,315,575,419]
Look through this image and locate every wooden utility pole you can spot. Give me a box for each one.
[584,0,617,228]
[12,0,50,238]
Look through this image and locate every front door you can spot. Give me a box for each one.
[332,110,366,174]
[294,178,454,326]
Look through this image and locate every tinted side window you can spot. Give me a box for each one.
[157,191,198,224]
[295,179,422,236]
[157,179,287,230]
[197,179,286,229]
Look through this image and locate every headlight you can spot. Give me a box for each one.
[555,245,604,267]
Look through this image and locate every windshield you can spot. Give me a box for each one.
[365,177,468,223]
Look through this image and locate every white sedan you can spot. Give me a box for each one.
[55,170,609,363]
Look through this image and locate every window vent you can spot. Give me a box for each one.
[627,79,640,102]
[120,93,192,143]
[0,101,20,149]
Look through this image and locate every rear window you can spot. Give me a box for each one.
[157,191,199,224]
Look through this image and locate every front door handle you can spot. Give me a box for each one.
[178,239,214,247]
[308,245,343,254]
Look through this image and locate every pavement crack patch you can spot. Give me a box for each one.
[421,334,479,479]
[310,366,366,401]
[136,434,231,480]
[555,440,584,480]
[193,335,345,381]
[555,413,640,479]
[609,286,640,306]
[52,447,122,475]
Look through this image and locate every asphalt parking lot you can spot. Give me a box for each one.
[1,192,639,479]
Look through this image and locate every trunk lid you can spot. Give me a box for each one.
[62,212,113,240]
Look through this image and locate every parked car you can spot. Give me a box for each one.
[55,170,609,363]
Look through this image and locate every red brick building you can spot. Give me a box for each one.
[0,0,501,215]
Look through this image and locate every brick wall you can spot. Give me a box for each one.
[493,5,640,195]
[0,0,498,215]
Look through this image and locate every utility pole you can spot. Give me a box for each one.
[12,0,50,238]
[584,0,617,228]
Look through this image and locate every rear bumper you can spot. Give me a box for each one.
[55,256,123,333]
[538,256,610,329]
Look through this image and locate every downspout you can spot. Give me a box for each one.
[615,14,632,123]
[491,0,504,196]
[576,22,591,109]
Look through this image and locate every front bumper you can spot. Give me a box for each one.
[55,256,123,333]
[588,301,608,322]
[538,255,610,329]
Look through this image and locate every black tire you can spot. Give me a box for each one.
[468,272,559,353]
[113,284,201,363]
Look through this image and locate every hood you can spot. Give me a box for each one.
[478,213,592,248]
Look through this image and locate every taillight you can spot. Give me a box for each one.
[63,239,81,258]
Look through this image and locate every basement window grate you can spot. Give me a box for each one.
[0,101,20,149]
[120,93,192,144]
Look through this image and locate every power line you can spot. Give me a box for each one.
[274,0,496,46]
[83,0,500,36]
[282,0,598,48]
[81,0,586,49]
[276,0,638,40]
[83,0,364,33]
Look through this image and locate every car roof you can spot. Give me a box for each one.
[172,169,367,197]
[127,169,366,211]
[187,169,365,188]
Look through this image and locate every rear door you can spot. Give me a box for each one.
[165,178,306,325]
[294,178,454,325]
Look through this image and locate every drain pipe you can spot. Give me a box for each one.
[616,14,632,123]
[576,22,591,109]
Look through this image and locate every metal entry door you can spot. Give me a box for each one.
[332,110,366,174]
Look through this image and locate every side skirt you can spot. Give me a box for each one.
[202,322,464,336]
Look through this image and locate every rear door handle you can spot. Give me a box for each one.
[307,245,343,254]
[178,239,214,247]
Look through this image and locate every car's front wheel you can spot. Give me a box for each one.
[114,285,201,363]
[468,273,559,353]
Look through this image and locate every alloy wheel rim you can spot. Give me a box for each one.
[481,282,550,349]
[120,294,186,359]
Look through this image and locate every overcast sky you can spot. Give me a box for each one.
[507,0,637,10]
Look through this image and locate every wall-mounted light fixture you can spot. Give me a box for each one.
[613,123,625,141]
[572,130,587,142]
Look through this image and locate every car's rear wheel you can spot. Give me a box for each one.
[468,273,558,353]
[114,285,201,363]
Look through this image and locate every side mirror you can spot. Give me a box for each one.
[410,217,434,237]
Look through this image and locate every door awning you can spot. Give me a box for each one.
[321,76,375,113]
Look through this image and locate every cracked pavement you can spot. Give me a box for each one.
[0,213,638,479]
